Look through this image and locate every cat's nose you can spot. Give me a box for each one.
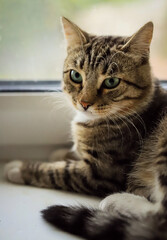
[80,101,92,111]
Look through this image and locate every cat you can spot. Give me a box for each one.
[5,17,167,239]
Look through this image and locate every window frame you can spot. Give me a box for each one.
[0,80,167,92]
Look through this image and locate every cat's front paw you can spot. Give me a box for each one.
[4,160,24,184]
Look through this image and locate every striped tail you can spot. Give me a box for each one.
[41,205,167,240]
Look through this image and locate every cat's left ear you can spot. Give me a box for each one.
[121,22,153,56]
[61,17,89,49]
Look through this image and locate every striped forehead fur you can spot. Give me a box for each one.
[69,36,134,74]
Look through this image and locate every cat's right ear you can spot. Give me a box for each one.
[61,17,88,49]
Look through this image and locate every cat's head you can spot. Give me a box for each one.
[61,17,154,120]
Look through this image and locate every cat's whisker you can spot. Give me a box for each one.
[106,106,132,144]
[92,104,143,143]
[120,107,147,136]
[113,106,145,144]
[119,112,143,144]
[109,109,133,142]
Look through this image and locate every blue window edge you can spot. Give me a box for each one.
[0,80,167,92]
[0,80,62,92]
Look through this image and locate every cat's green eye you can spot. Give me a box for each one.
[70,70,82,83]
[102,77,120,89]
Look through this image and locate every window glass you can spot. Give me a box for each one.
[0,0,166,81]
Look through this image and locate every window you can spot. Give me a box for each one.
[0,0,166,82]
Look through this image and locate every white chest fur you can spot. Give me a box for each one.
[73,111,98,123]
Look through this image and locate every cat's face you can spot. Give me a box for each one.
[62,17,154,119]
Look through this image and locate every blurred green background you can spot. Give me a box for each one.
[0,0,166,80]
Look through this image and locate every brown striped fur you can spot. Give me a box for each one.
[5,17,167,239]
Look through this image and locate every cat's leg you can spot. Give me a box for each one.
[4,159,118,196]
[99,192,157,218]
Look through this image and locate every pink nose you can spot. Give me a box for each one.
[80,101,92,111]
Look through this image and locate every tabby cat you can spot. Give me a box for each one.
[5,17,167,239]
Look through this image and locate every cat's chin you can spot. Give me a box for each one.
[74,110,100,122]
